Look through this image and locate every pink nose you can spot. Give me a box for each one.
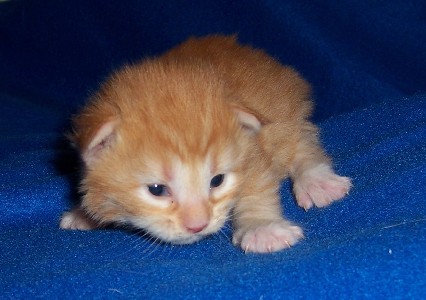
[186,223,208,234]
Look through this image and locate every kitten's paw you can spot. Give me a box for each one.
[293,164,352,210]
[233,221,304,253]
[59,208,99,230]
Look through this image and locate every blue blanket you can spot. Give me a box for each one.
[1,1,425,298]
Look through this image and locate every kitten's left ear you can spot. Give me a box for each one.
[231,103,269,134]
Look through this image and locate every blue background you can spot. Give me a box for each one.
[1,1,425,298]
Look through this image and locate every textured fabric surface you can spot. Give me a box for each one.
[1,1,425,299]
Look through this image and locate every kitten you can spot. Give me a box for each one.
[60,35,351,253]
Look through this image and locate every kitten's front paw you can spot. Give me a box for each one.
[233,221,304,253]
[293,164,352,210]
[59,208,99,230]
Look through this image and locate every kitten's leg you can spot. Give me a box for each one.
[290,122,352,210]
[59,207,100,230]
[232,166,304,253]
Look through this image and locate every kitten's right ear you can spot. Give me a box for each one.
[70,119,119,165]
[70,101,120,165]
[82,119,119,165]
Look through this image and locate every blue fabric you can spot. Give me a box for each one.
[1,1,425,298]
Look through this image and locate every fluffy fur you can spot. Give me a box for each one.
[60,35,351,253]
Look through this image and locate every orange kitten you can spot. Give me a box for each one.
[60,35,352,253]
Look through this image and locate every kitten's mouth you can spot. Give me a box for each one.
[169,232,207,245]
[131,215,228,245]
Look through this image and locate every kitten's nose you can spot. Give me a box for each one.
[185,223,208,234]
[181,202,209,234]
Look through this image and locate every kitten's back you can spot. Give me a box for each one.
[164,35,313,124]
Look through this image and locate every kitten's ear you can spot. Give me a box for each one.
[70,101,120,165]
[70,119,119,165]
[231,103,269,134]
[83,119,119,165]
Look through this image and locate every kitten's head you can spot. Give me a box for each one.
[72,60,263,244]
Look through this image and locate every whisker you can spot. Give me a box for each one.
[140,237,162,259]
[141,235,160,254]
[218,228,231,241]
[100,228,160,263]
[94,228,143,258]
[224,209,241,219]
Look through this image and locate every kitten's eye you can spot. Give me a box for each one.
[210,174,225,188]
[148,184,169,197]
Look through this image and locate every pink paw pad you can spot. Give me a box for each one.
[294,164,352,210]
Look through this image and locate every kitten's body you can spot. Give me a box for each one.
[60,35,351,253]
